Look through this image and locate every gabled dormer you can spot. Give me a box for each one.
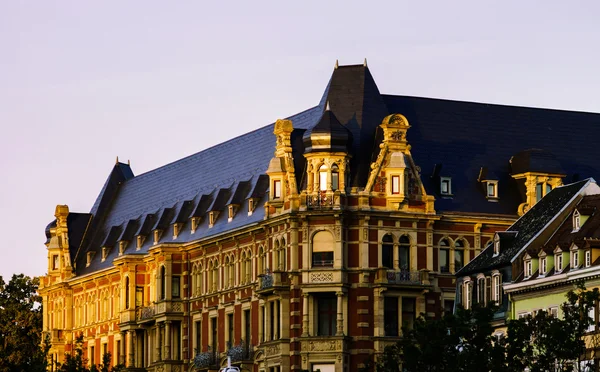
[151,207,174,245]
[206,187,231,228]
[570,242,581,270]
[553,245,567,272]
[135,213,156,250]
[190,193,213,234]
[478,167,499,201]
[538,250,551,277]
[172,200,194,239]
[523,252,538,279]
[492,231,518,257]
[227,204,237,222]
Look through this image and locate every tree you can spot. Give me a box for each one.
[0,274,48,372]
[55,335,124,372]
[378,285,600,372]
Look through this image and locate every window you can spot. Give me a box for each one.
[211,260,219,292]
[319,165,328,191]
[457,283,463,307]
[312,231,334,267]
[384,297,399,336]
[209,212,215,227]
[587,306,597,333]
[381,234,394,268]
[248,199,254,215]
[227,313,234,347]
[160,266,166,300]
[90,345,95,366]
[273,180,282,199]
[243,309,251,347]
[52,255,59,270]
[492,274,502,304]
[195,320,202,353]
[454,240,465,271]
[556,254,563,272]
[586,250,592,267]
[228,205,234,221]
[135,286,143,307]
[444,300,455,315]
[439,239,450,273]
[125,277,130,310]
[550,307,559,318]
[540,258,547,275]
[573,210,581,231]
[402,297,416,330]
[440,177,452,195]
[573,251,579,269]
[172,276,180,298]
[477,277,485,305]
[399,236,410,270]
[487,181,498,198]
[536,182,553,202]
[210,317,218,352]
[391,175,400,194]
[258,246,266,275]
[331,164,339,191]
[316,295,337,336]
[464,281,472,309]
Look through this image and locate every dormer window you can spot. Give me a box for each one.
[540,257,547,276]
[173,223,182,238]
[209,212,216,227]
[573,210,581,232]
[536,182,553,203]
[228,205,235,222]
[248,199,255,216]
[440,177,452,195]
[486,181,498,199]
[191,217,200,233]
[136,235,144,250]
[153,230,162,245]
[524,259,532,278]
[586,250,592,267]
[391,175,400,194]
[119,241,127,255]
[101,247,110,262]
[52,255,59,270]
[556,253,563,272]
[573,250,579,269]
[493,234,500,256]
[273,179,282,199]
[86,252,95,267]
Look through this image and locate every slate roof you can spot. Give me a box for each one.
[51,63,600,276]
[458,179,591,276]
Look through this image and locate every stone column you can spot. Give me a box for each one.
[127,330,135,367]
[302,294,309,336]
[265,301,271,341]
[274,300,279,340]
[165,321,171,360]
[336,292,344,336]
[258,304,264,343]
[120,332,126,365]
[155,323,161,362]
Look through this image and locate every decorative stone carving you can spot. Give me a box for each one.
[310,272,334,283]
[266,344,281,356]
[301,340,342,352]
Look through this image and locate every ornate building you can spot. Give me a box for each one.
[40,61,600,372]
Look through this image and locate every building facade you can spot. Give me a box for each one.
[40,62,600,372]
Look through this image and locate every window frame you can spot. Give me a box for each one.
[391,175,400,195]
[273,179,282,199]
[486,181,498,198]
[440,177,452,196]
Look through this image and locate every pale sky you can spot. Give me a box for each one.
[1,1,599,279]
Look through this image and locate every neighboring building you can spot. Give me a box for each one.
[456,179,600,331]
[40,62,600,372]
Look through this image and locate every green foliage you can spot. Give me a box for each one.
[0,274,48,372]
[55,335,125,372]
[377,285,600,372]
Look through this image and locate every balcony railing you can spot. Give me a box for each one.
[259,271,274,289]
[227,341,254,362]
[377,268,430,285]
[137,304,155,321]
[193,348,219,369]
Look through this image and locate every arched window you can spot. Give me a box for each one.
[240,252,247,285]
[319,165,329,191]
[211,259,219,292]
[455,239,465,271]
[224,256,231,288]
[278,238,287,271]
[331,164,339,191]
[160,266,166,300]
[227,255,235,288]
[381,234,394,268]
[245,250,252,282]
[125,277,130,310]
[439,239,450,273]
[312,231,334,267]
[258,246,266,275]
[399,235,410,270]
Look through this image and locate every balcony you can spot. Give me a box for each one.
[227,341,254,363]
[192,348,219,370]
[50,329,64,343]
[256,270,289,294]
[302,269,347,285]
[134,301,184,322]
[376,268,431,286]
[305,191,344,210]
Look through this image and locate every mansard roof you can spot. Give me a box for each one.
[458,179,593,276]
[53,62,600,276]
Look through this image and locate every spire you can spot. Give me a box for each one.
[334,59,339,69]
[115,156,119,164]
[363,58,368,67]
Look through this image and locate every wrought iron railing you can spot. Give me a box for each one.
[386,270,421,284]
[307,191,334,208]
[227,340,254,362]
[137,304,155,320]
[259,270,273,289]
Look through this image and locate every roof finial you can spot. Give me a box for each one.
[326,101,331,111]
[334,59,339,69]
[116,156,119,164]
[128,159,130,165]
[363,58,368,67]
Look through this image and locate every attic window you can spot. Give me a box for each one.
[52,255,59,270]
[540,257,547,276]
[572,250,579,269]
[524,259,532,278]
[573,210,581,232]
[173,223,181,238]
[273,180,282,199]
[209,212,215,227]
[556,253,563,272]
[440,177,452,196]
[153,230,162,245]
[119,241,127,255]
[136,235,144,250]
[486,181,498,198]
[191,217,199,233]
